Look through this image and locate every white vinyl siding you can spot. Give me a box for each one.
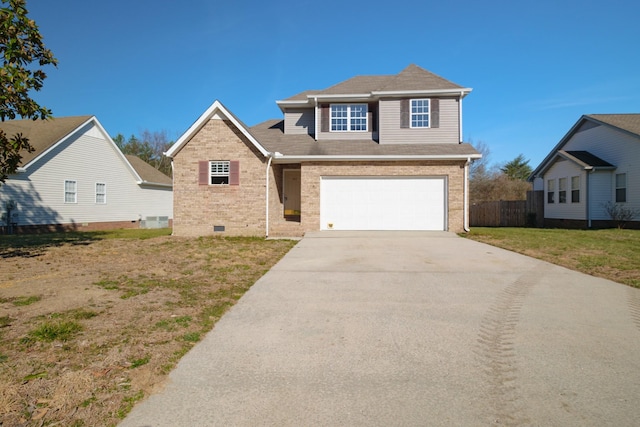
[562,123,640,215]
[378,97,459,144]
[0,121,172,227]
[589,171,613,220]
[284,108,315,135]
[544,160,585,220]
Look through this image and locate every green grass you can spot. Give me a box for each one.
[463,227,640,287]
[28,319,83,342]
[12,295,42,306]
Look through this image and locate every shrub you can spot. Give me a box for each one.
[602,201,640,229]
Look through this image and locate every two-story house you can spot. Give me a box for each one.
[166,64,481,237]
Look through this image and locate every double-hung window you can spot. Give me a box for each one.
[411,99,430,128]
[95,183,106,204]
[547,179,555,204]
[330,104,367,132]
[571,176,580,203]
[616,173,627,202]
[558,178,567,203]
[64,180,77,203]
[210,161,230,185]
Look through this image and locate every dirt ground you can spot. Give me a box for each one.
[0,233,296,426]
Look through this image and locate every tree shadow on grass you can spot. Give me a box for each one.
[0,231,108,259]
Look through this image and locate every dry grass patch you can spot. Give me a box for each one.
[0,229,296,426]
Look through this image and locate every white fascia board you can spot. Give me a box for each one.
[271,153,481,163]
[275,99,313,112]
[372,88,473,97]
[165,100,269,158]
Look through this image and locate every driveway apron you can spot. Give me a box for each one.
[120,231,640,426]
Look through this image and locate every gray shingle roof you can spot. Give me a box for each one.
[125,155,172,185]
[0,116,92,165]
[249,120,479,157]
[282,64,465,101]
[587,114,640,137]
[562,150,615,168]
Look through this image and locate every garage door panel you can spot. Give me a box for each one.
[320,177,446,231]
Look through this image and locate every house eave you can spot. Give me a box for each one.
[137,181,172,189]
[271,153,481,164]
[371,88,473,98]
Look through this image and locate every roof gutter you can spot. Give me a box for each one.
[136,181,173,189]
[270,154,482,164]
[372,88,473,97]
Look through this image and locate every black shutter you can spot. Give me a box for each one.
[400,99,409,128]
[431,98,439,128]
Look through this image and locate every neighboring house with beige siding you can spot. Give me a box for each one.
[0,116,172,232]
[529,114,640,228]
[166,64,481,237]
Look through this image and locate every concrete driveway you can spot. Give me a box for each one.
[121,231,640,426]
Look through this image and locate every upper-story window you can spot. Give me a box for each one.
[411,99,430,128]
[330,104,367,132]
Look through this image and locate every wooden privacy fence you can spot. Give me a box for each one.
[470,191,544,227]
[470,201,526,227]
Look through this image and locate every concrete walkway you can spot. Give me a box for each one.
[120,231,640,426]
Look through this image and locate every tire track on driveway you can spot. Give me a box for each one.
[476,270,540,426]
[627,287,640,332]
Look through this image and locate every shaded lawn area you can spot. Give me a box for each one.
[463,227,640,288]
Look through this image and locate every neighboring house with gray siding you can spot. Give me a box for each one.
[166,64,481,237]
[0,116,172,232]
[529,114,640,228]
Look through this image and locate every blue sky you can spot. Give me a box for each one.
[27,0,639,168]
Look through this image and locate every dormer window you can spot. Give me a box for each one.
[330,104,367,132]
[411,99,430,128]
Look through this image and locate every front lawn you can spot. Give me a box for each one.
[463,227,640,288]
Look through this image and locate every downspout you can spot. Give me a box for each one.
[459,91,464,143]
[586,168,592,228]
[464,157,470,232]
[265,153,274,237]
[313,96,318,141]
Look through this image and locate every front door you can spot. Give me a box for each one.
[283,169,301,220]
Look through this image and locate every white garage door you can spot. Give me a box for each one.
[320,176,446,231]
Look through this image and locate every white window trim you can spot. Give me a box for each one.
[330,104,368,132]
[410,98,430,128]
[210,160,230,185]
[64,180,77,204]
[571,176,580,203]
[547,178,555,204]
[615,172,627,203]
[558,177,567,204]
[95,182,107,204]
